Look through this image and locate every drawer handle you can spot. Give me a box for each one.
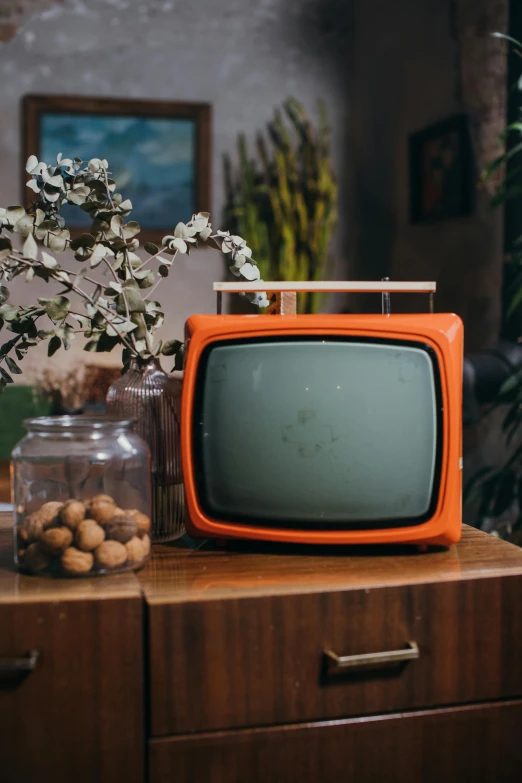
[0,650,39,674]
[324,641,419,674]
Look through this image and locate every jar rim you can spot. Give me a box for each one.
[24,415,135,432]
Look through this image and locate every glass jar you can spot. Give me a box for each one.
[11,416,151,578]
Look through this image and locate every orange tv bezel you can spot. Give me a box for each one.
[181,313,463,547]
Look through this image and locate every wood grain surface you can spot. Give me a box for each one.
[149,699,522,783]
[139,525,522,735]
[0,512,145,783]
[139,523,522,604]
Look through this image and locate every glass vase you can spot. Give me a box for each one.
[106,358,185,542]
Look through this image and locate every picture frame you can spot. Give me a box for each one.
[409,114,474,224]
[22,94,211,242]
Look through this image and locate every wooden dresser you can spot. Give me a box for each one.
[2,513,522,783]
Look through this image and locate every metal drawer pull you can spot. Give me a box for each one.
[0,650,39,674]
[324,641,419,673]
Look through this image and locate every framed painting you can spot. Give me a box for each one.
[409,114,474,223]
[22,94,211,242]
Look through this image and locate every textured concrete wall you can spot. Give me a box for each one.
[0,0,509,378]
[0,0,350,374]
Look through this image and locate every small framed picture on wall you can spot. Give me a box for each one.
[409,114,474,224]
[22,94,211,242]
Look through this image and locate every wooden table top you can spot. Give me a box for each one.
[3,511,522,606]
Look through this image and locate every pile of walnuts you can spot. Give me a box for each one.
[16,494,151,577]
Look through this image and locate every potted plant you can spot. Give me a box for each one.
[0,154,269,540]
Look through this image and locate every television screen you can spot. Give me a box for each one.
[194,338,441,529]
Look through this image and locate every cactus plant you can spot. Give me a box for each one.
[223,98,338,314]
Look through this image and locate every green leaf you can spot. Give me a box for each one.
[47,335,61,357]
[37,296,70,321]
[162,339,183,356]
[0,285,9,304]
[144,242,158,255]
[0,366,13,384]
[0,303,18,322]
[5,356,22,374]
[23,232,38,260]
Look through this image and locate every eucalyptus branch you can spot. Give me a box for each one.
[0,152,269,383]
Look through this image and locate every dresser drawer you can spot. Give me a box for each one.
[0,597,144,783]
[148,574,522,734]
[149,699,522,783]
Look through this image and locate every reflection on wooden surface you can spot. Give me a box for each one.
[0,460,10,503]
[137,525,522,605]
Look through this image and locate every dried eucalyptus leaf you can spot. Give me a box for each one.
[0,285,9,304]
[37,296,70,321]
[122,221,140,240]
[5,356,22,374]
[138,272,154,288]
[70,233,96,250]
[0,366,13,384]
[117,280,145,314]
[13,214,35,237]
[119,199,132,212]
[162,339,182,356]
[0,337,18,357]
[71,314,91,330]
[6,206,27,225]
[144,242,158,255]
[25,267,35,283]
[46,229,70,253]
[22,233,38,260]
[158,264,169,277]
[47,335,61,357]
[198,226,212,241]
[0,303,18,322]
[41,251,58,269]
[26,155,38,173]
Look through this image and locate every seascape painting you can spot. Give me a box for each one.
[40,113,196,230]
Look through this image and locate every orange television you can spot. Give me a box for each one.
[181,281,463,547]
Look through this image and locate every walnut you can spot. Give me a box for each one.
[17,511,45,543]
[40,526,73,555]
[125,536,147,564]
[104,513,138,544]
[128,509,151,537]
[39,501,64,528]
[94,540,128,569]
[87,495,117,525]
[23,542,52,574]
[60,500,85,531]
[61,547,94,575]
[75,519,105,552]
